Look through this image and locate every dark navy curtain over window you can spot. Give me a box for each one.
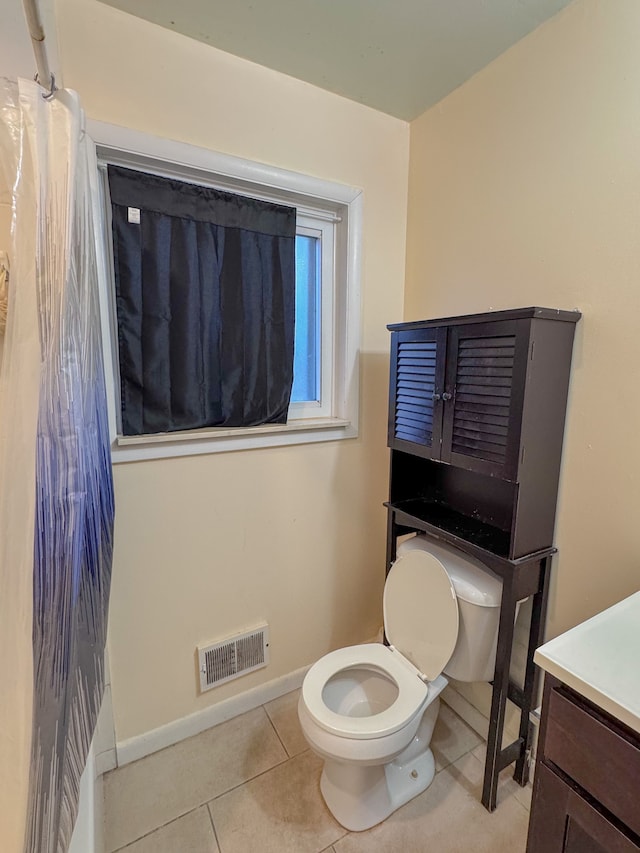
[107,165,296,435]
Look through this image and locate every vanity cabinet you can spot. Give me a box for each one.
[527,674,640,853]
[385,307,580,811]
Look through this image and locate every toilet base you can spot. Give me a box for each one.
[318,700,439,832]
[320,747,436,832]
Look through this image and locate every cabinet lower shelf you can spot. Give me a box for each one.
[386,498,511,558]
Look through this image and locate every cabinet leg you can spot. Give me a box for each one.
[385,512,399,574]
[514,556,551,785]
[384,513,400,646]
[482,580,518,812]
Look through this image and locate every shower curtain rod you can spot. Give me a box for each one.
[22,0,57,97]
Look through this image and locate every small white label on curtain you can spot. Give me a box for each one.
[127,207,141,224]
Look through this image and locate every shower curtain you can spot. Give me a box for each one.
[0,77,114,853]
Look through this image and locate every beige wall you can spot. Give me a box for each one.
[56,0,409,741]
[407,0,640,642]
[25,0,637,748]
[0,0,60,84]
[1,1,42,81]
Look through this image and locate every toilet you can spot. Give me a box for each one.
[298,535,504,832]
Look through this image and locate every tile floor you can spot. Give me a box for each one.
[103,691,532,853]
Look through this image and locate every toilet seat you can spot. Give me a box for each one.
[301,643,430,740]
[302,550,460,742]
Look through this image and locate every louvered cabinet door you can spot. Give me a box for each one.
[441,321,530,479]
[388,327,447,459]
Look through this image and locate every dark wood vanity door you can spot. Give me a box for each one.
[527,676,640,853]
[529,762,639,853]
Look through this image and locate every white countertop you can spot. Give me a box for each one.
[535,591,640,735]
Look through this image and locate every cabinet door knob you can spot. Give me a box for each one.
[432,392,442,401]
[442,392,453,402]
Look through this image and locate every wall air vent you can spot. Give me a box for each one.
[197,623,269,692]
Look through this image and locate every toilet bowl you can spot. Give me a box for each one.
[298,536,504,831]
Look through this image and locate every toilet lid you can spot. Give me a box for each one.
[383,550,459,681]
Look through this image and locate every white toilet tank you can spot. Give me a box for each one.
[395,535,503,683]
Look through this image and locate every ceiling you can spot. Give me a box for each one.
[99,0,573,121]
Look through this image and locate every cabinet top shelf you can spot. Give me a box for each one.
[387,306,582,332]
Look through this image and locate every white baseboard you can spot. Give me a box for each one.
[93,680,117,776]
[442,682,538,783]
[441,684,492,740]
[442,679,525,744]
[94,747,117,776]
[116,665,309,767]
[69,730,105,853]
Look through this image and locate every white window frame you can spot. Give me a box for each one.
[88,120,361,463]
[289,217,334,419]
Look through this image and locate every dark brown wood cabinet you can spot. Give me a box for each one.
[385,307,580,810]
[387,307,580,559]
[390,318,524,479]
[527,675,640,853]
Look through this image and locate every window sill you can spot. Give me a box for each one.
[111,417,356,463]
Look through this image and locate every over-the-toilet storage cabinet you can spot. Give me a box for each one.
[387,307,579,560]
[385,307,580,810]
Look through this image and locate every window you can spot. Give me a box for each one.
[290,217,334,420]
[89,121,361,461]
[292,231,320,406]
